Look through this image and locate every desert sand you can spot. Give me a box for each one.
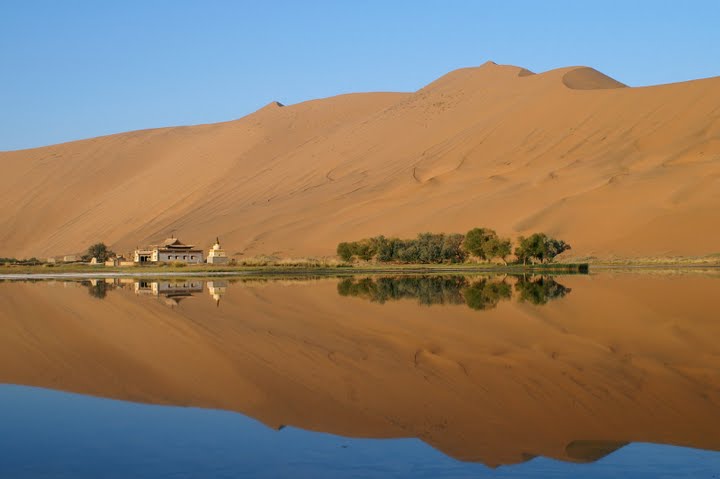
[0,274,719,466]
[0,62,719,259]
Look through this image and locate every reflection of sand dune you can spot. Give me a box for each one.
[0,275,719,466]
[2,62,720,259]
[565,440,629,462]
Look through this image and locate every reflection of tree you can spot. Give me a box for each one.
[338,275,572,310]
[463,279,512,310]
[81,280,111,299]
[515,275,571,305]
[338,276,467,306]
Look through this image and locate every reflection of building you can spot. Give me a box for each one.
[206,238,229,265]
[133,237,204,264]
[128,279,235,307]
[207,280,228,305]
[156,281,204,298]
[133,280,205,306]
[134,280,203,296]
[134,280,156,295]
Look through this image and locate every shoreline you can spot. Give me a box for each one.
[1,262,719,280]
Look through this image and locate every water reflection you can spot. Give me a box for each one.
[338,275,570,309]
[515,275,572,305]
[0,273,719,473]
[78,275,571,311]
[80,278,229,306]
[82,279,110,299]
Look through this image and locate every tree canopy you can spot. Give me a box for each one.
[83,242,114,262]
[514,233,571,264]
[463,228,512,263]
[337,233,466,264]
[338,229,570,265]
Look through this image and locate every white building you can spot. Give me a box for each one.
[206,237,229,265]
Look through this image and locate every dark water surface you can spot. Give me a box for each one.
[0,273,719,478]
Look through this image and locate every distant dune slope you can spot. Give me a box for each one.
[1,62,719,259]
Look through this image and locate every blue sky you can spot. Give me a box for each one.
[1,0,718,151]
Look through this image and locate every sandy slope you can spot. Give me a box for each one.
[0,274,719,466]
[1,62,719,259]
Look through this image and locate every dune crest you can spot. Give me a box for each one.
[0,63,719,259]
[561,66,627,90]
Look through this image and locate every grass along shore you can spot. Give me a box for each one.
[1,253,719,278]
[0,261,594,278]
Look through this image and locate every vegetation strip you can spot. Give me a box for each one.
[337,230,571,265]
[0,263,590,279]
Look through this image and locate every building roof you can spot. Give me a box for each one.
[134,237,201,252]
[163,238,186,246]
[158,237,195,249]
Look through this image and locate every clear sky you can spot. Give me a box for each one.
[1,0,718,151]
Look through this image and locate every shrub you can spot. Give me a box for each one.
[0,257,42,265]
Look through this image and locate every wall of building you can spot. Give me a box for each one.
[207,255,229,264]
[156,250,204,263]
[134,247,204,263]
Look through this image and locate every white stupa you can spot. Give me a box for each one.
[206,237,229,265]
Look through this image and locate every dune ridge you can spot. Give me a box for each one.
[1,62,719,259]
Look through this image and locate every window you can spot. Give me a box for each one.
[183,256,187,260]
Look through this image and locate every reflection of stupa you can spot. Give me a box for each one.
[207,237,229,265]
[207,280,228,306]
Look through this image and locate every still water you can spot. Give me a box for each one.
[0,272,718,478]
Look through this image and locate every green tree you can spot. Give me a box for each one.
[338,239,378,262]
[337,242,353,262]
[416,233,444,263]
[83,242,114,262]
[351,239,376,261]
[375,236,396,262]
[515,235,538,265]
[464,228,490,260]
[464,228,512,263]
[488,236,512,264]
[514,233,571,264]
[396,239,420,263]
[546,238,572,262]
[441,233,467,263]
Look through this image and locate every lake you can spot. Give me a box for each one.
[0,272,719,478]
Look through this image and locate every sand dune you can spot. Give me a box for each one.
[0,274,719,466]
[1,62,719,259]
